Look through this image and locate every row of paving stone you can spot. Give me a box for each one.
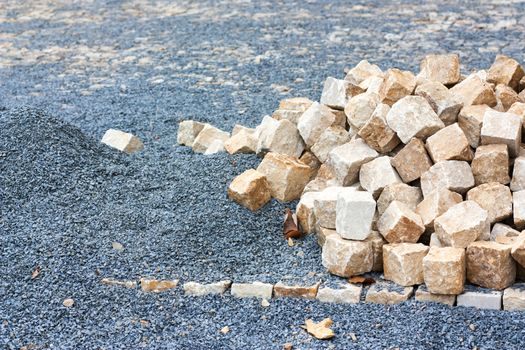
[100,276,525,311]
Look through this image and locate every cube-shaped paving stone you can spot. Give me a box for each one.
[314,187,345,229]
[466,183,512,224]
[391,138,433,183]
[503,283,525,311]
[418,54,460,86]
[466,241,516,290]
[192,124,229,154]
[345,92,380,129]
[358,103,400,153]
[423,247,466,295]
[345,59,383,85]
[415,285,456,306]
[321,234,373,277]
[365,282,414,305]
[224,129,257,154]
[227,169,272,211]
[513,190,525,230]
[487,54,525,91]
[425,123,472,163]
[511,157,525,192]
[480,110,522,157]
[359,156,402,198]
[420,160,475,197]
[336,189,376,240]
[320,77,364,110]
[257,152,311,202]
[511,232,525,268]
[311,126,350,163]
[415,81,462,125]
[316,282,362,304]
[378,201,425,243]
[383,243,429,286]
[415,188,463,230]
[256,117,304,157]
[471,144,510,185]
[379,68,416,106]
[450,75,496,107]
[231,282,273,299]
[101,129,144,154]
[297,102,337,147]
[377,183,422,216]
[326,139,378,186]
[177,120,205,146]
[457,105,492,148]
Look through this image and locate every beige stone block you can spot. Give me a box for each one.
[192,124,229,153]
[415,285,456,306]
[450,75,497,107]
[257,153,311,202]
[274,280,320,299]
[418,54,461,86]
[378,201,425,243]
[415,81,462,125]
[434,201,489,248]
[495,84,521,111]
[359,156,402,198]
[278,97,314,112]
[425,123,472,163]
[326,139,378,186]
[345,59,383,85]
[311,126,350,163]
[511,232,525,268]
[379,68,416,106]
[423,247,466,294]
[508,102,525,129]
[416,188,463,230]
[296,191,321,234]
[336,189,376,240]
[321,234,373,277]
[203,139,225,155]
[256,117,304,157]
[386,96,445,143]
[471,144,510,185]
[320,76,364,110]
[358,103,400,153]
[514,190,525,230]
[232,124,255,136]
[466,183,512,223]
[228,169,272,211]
[313,186,344,229]
[183,280,232,296]
[365,283,414,304]
[365,230,387,272]
[487,54,525,91]
[383,243,429,286]
[101,129,144,154]
[299,151,321,180]
[317,226,336,248]
[466,241,516,290]
[391,138,433,183]
[297,102,337,147]
[231,282,273,299]
[344,92,380,130]
[503,283,525,311]
[140,278,179,292]
[377,183,422,216]
[177,120,205,146]
[490,223,520,241]
[224,129,257,154]
[420,160,474,197]
[316,283,362,304]
[480,110,522,157]
[458,105,492,148]
[511,157,525,192]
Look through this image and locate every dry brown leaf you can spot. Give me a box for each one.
[301,318,335,340]
[31,266,40,279]
[283,208,304,239]
[348,276,376,285]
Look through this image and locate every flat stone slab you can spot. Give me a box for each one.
[183,280,232,296]
[503,283,525,311]
[231,282,274,299]
[456,285,502,310]
[316,280,362,304]
[415,285,456,306]
[365,282,414,305]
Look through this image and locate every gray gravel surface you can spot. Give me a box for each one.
[1,1,525,349]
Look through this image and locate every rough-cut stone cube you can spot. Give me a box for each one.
[383,243,429,286]
[458,105,492,148]
[415,188,463,230]
[365,230,387,272]
[386,96,445,143]
[345,59,383,85]
[231,282,273,299]
[391,138,433,183]
[257,153,311,202]
[415,81,462,125]
[490,223,520,241]
[425,123,472,163]
[377,183,422,216]
[361,75,384,95]
[379,68,416,106]
[418,54,460,86]
[511,232,525,268]
[296,191,321,234]
[508,102,525,129]
[256,117,304,157]
[450,75,496,107]
[344,92,380,129]
[321,234,373,277]
[415,285,456,306]
[224,129,257,154]
[466,241,516,290]
[365,283,414,304]
[177,120,205,146]
[310,126,350,163]
[317,226,336,248]
[378,201,425,243]
[466,183,512,224]
[429,233,443,247]
[316,283,362,304]
[359,156,402,198]
[480,110,522,157]
[326,139,378,186]
[192,124,229,153]
[495,84,521,111]
[503,284,525,311]
[227,169,271,211]
[272,97,313,125]
[420,160,475,197]
[336,189,376,240]
[457,286,502,310]
[511,157,525,192]
[471,144,510,185]
[514,190,525,230]
[232,124,254,136]
[320,77,364,110]
[358,103,400,153]
[101,129,144,154]
[203,139,225,155]
[434,201,489,248]
[299,151,321,180]
[423,247,466,294]
[487,54,525,91]
[314,187,344,229]
[297,102,337,147]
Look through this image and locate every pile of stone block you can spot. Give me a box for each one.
[178,53,525,305]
